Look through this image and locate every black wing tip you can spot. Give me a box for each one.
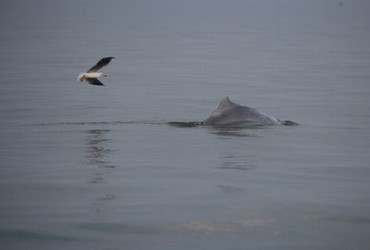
[87,57,115,72]
[102,56,115,60]
[86,78,105,86]
[98,57,115,64]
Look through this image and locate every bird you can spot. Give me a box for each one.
[77,57,115,86]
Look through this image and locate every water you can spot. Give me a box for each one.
[1,0,370,249]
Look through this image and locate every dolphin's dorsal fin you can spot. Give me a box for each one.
[216,97,238,112]
[206,97,239,119]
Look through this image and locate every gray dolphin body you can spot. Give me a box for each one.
[203,97,282,126]
[168,97,297,127]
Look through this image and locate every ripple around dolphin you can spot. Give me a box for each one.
[168,120,298,128]
[28,120,168,127]
[279,120,299,126]
[28,120,203,128]
[28,119,297,128]
[167,121,203,127]
[168,121,265,129]
[0,229,76,241]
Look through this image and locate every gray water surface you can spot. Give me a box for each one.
[1,1,370,249]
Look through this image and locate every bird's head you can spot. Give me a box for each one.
[77,72,85,81]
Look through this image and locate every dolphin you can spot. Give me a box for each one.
[168,97,297,127]
[203,97,296,126]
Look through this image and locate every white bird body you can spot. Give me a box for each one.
[77,72,105,80]
[77,57,115,86]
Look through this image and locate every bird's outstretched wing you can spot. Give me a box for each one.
[86,78,104,86]
[87,57,115,72]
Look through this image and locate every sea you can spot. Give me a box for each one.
[0,0,370,249]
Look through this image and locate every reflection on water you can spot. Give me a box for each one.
[217,154,255,171]
[78,218,279,237]
[0,229,76,242]
[300,214,370,225]
[206,125,263,138]
[85,129,116,171]
[168,121,266,138]
[84,129,119,212]
[216,184,245,193]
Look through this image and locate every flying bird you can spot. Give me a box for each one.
[77,57,115,86]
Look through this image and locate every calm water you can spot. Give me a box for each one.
[1,0,370,249]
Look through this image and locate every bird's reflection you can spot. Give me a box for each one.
[84,129,119,212]
[84,129,116,184]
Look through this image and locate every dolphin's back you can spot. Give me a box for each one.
[203,97,280,126]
